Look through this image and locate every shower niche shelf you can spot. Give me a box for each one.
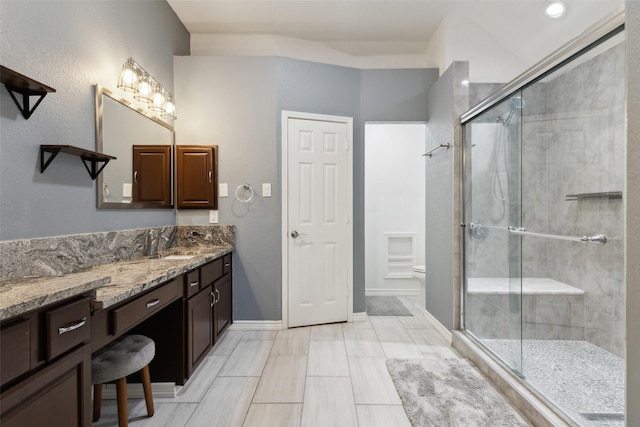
[565,191,622,201]
[40,145,116,180]
[1,65,56,119]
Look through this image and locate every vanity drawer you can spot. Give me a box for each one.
[1,319,32,385]
[47,297,91,361]
[201,258,224,286]
[112,278,181,335]
[223,254,232,275]
[184,269,201,298]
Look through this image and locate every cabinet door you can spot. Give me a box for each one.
[1,344,91,427]
[213,273,232,342]
[133,145,172,205]
[186,285,213,377]
[176,145,218,209]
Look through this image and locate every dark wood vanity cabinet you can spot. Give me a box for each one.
[186,285,213,377]
[176,145,218,209]
[213,254,233,342]
[133,145,172,205]
[1,296,92,427]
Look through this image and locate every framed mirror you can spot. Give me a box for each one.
[95,85,174,209]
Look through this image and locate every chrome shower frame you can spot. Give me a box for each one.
[455,9,625,425]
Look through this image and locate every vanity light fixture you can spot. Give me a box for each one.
[162,93,177,120]
[117,58,138,92]
[544,0,566,19]
[117,57,176,119]
[133,71,153,103]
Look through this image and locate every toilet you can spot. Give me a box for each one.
[412,265,426,311]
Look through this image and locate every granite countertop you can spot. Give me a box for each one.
[0,245,233,321]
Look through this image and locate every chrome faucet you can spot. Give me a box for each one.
[144,230,170,257]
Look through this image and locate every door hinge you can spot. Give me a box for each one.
[345,139,349,151]
[346,212,350,224]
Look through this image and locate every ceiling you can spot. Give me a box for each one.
[167,0,624,75]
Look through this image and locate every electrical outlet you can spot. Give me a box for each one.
[219,183,228,197]
[262,183,272,197]
[209,210,218,224]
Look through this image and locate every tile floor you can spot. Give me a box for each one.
[92,297,465,427]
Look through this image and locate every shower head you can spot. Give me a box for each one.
[498,96,525,127]
[511,96,525,110]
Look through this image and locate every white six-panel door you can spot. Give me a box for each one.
[282,112,352,328]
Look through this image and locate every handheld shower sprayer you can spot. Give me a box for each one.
[498,96,525,127]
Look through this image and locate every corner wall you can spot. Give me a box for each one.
[175,56,437,319]
[425,61,469,330]
[0,1,189,240]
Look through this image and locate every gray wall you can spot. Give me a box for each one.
[626,1,640,424]
[0,1,189,240]
[425,62,469,330]
[175,56,437,319]
[175,56,280,321]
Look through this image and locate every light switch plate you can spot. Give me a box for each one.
[219,183,228,197]
[262,183,272,198]
[209,210,219,224]
[122,183,132,198]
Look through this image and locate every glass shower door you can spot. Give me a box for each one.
[463,93,523,375]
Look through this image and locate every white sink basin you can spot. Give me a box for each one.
[161,255,196,260]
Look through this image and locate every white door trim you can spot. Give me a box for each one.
[281,110,354,329]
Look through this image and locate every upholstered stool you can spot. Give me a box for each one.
[91,335,155,427]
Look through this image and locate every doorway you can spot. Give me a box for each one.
[281,111,353,328]
[364,122,426,311]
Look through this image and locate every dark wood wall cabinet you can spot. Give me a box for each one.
[176,145,218,209]
[133,145,172,205]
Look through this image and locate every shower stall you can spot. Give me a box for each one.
[460,14,625,426]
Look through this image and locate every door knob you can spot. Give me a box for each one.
[291,231,306,238]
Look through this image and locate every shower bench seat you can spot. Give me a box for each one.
[466,277,585,341]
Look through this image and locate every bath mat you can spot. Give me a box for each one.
[386,358,531,427]
[365,296,413,316]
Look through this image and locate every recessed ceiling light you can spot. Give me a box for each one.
[461,79,469,87]
[544,0,566,19]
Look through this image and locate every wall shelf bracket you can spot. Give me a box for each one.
[40,145,116,180]
[1,65,56,119]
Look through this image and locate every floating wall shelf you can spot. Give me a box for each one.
[40,145,116,180]
[1,65,56,119]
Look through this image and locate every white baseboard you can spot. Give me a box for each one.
[421,309,452,343]
[352,312,368,322]
[365,289,419,296]
[100,382,176,399]
[228,320,283,331]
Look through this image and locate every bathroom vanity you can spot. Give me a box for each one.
[0,227,234,427]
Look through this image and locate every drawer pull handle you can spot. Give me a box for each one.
[190,281,200,288]
[58,317,87,335]
[225,263,231,267]
[146,298,161,308]
[211,291,215,307]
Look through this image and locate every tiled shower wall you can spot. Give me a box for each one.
[521,40,625,357]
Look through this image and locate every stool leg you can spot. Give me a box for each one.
[116,377,128,427]
[92,384,102,422]
[141,364,155,417]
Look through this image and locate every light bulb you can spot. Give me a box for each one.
[544,0,566,19]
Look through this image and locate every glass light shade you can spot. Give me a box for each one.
[117,58,138,92]
[149,87,166,112]
[134,72,154,102]
[161,94,177,120]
